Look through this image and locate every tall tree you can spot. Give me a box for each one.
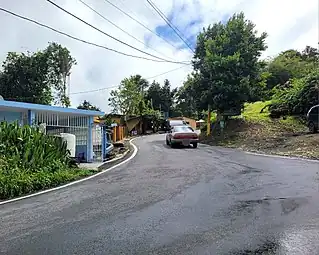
[193,12,267,116]
[173,74,200,118]
[0,52,52,104]
[161,79,173,113]
[145,80,162,111]
[108,74,149,115]
[0,42,76,106]
[145,79,177,117]
[77,100,101,111]
[45,42,77,107]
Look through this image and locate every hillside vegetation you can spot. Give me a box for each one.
[201,101,319,159]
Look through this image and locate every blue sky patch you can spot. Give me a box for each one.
[152,2,203,51]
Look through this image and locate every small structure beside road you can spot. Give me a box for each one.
[168,116,197,130]
[0,99,110,163]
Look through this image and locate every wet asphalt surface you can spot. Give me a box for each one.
[1,134,319,254]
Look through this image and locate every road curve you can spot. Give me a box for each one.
[1,134,319,254]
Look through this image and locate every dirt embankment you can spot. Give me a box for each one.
[200,118,319,160]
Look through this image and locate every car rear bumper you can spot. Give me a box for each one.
[171,138,199,144]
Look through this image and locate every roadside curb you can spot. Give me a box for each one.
[98,148,130,170]
[0,138,139,206]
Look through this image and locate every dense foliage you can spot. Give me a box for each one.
[269,72,319,117]
[0,42,76,107]
[266,47,319,117]
[0,122,92,199]
[77,100,101,111]
[108,75,174,127]
[192,12,267,116]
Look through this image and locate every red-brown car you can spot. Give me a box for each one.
[166,125,199,148]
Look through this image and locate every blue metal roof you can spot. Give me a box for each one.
[0,100,104,116]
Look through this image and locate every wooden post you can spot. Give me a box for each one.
[113,126,117,142]
[207,104,211,136]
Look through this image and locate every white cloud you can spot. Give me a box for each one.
[0,0,317,112]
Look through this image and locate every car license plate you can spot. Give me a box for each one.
[182,140,190,146]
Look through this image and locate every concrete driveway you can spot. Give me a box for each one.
[1,134,319,254]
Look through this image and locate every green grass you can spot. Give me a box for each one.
[240,101,305,131]
[0,168,96,200]
[242,101,272,122]
[210,101,272,122]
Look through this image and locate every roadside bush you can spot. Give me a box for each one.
[0,121,70,171]
[0,121,94,200]
[269,71,319,117]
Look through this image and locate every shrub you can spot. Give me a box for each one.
[269,71,319,117]
[0,121,93,200]
[0,121,70,172]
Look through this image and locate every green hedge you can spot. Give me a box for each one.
[269,72,319,117]
[0,121,70,171]
[0,168,94,199]
[0,121,94,200]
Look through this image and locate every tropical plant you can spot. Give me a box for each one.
[0,121,70,172]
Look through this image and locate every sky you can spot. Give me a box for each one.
[0,0,318,113]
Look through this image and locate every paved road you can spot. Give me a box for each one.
[1,134,319,254]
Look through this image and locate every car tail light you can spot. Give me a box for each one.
[174,133,197,139]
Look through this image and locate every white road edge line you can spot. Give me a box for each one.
[0,138,139,206]
[200,142,319,163]
[245,151,319,163]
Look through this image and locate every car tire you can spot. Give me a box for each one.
[193,142,198,148]
[170,140,175,148]
[309,122,317,133]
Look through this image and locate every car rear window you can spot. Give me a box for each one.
[169,120,185,126]
[174,126,194,132]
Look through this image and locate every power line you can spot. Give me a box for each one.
[2,64,190,98]
[78,0,175,62]
[0,7,188,64]
[146,0,194,52]
[70,64,190,95]
[148,0,194,49]
[102,0,182,53]
[46,0,188,64]
[146,0,194,53]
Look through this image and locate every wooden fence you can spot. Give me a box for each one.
[112,126,127,142]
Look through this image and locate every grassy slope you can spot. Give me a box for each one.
[202,101,319,159]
